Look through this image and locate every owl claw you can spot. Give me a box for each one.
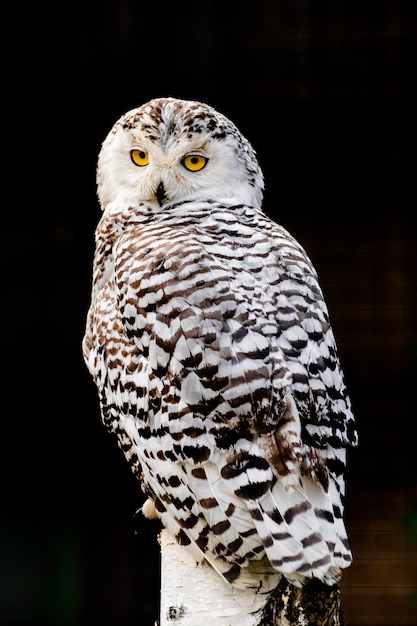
[133,499,159,533]
[140,498,159,520]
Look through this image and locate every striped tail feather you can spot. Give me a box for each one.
[250,480,333,586]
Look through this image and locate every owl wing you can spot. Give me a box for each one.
[84,202,357,587]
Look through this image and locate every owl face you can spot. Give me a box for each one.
[97,97,264,213]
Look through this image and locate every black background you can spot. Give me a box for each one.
[2,1,416,624]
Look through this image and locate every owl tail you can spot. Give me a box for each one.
[248,472,351,587]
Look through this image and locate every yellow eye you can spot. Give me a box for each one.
[182,154,208,172]
[130,149,149,166]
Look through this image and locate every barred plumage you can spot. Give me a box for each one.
[83,97,357,591]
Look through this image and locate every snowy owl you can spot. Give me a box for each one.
[82,96,357,593]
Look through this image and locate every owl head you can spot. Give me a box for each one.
[96,97,264,213]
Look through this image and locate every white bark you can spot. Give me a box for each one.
[159,530,273,626]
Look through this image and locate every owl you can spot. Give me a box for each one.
[82,97,358,593]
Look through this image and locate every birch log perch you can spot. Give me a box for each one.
[158,530,345,626]
[159,529,271,625]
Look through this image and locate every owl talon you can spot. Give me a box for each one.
[141,498,159,520]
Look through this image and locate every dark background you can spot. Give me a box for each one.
[2,1,416,624]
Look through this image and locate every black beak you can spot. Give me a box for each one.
[156,182,166,207]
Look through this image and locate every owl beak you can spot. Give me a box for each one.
[156,181,166,207]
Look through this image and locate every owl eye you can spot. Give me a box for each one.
[182,154,208,172]
[130,149,149,166]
